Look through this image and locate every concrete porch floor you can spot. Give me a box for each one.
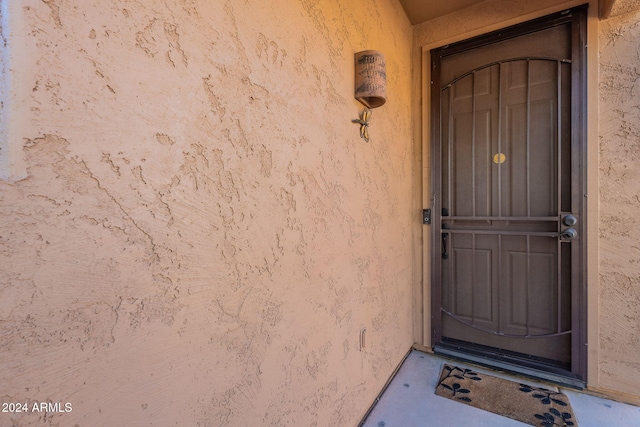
[360,349,640,427]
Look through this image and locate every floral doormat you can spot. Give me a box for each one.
[435,364,577,426]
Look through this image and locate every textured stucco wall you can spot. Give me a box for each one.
[0,0,413,425]
[606,0,640,17]
[598,7,640,397]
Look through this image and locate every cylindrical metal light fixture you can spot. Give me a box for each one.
[354,50,386,109]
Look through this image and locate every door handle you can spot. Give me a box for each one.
[442,223,450,259]
[558,228,577,240]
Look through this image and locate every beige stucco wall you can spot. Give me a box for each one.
[598,6,640,398]
[0,0,414,425]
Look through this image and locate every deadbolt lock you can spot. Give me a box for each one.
[562,214,578,226]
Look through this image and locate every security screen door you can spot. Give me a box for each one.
[430,7,587,383]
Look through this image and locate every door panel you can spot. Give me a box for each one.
[431,7,587,382]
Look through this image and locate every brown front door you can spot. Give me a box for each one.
[430,7,587,385]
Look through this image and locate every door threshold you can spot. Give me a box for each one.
[434,343,586,390]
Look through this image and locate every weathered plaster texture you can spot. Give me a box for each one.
[598,8,640,397]
[607,0,640,18]
[0,0,413,425]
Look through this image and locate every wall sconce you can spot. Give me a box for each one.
[353,50,386,142]
[354,50,386,109]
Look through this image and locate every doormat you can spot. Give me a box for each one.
[435,364,577,426]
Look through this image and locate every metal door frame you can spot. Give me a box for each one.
[429,6,588,385]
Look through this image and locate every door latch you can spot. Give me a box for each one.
[423,209,431,224]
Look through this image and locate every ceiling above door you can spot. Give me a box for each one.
[398,0,630,24]
[398,0,485,24]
